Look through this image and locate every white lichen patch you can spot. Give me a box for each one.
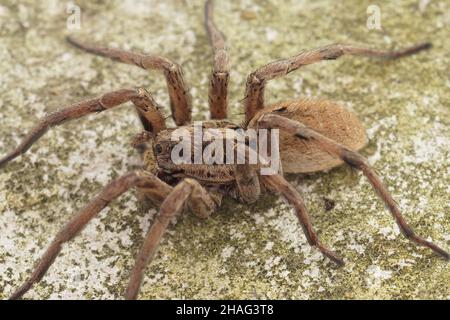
[366,265,393,289]
[221,246,235,261]
[0,0,449,300]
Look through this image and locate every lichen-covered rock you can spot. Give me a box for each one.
[0,0,448,299]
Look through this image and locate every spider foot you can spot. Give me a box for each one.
[410,234,450,261]
[316,242,345,267]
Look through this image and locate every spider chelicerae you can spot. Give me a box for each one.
[1,0,448,300]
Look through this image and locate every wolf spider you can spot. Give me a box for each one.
[1,0,448,300]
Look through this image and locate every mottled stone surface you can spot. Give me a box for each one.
[0,0,449,299]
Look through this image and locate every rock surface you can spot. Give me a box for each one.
[0,0,449,299]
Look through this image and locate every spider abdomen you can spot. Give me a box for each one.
[250,99,367,173]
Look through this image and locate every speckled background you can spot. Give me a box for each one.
[0,0,449,300]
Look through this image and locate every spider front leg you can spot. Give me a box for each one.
[257,114,449,260]
[9,171,171,300]
[261,174,344,266]
[233,146,340,264]
[67,37,192,126]
[125,179,217,300]
[244,42,431,124]
[205,0,229,120]
[0,88,165,168]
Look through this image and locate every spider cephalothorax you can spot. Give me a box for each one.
[1,0,447,300]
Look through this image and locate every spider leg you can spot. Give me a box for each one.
[234,143,338,264]
[67,36,192,126]
[9,171,171,300]
[205,0,229,120]
[261,174,344,266]
[0,88,165,169]
[234,164,261,204]
[257,114,449,260]
[125,179,217,300]
[244,42,431,124]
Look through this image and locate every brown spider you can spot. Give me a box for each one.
[1,0,448,300]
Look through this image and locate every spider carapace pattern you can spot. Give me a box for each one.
[1,0,448,300]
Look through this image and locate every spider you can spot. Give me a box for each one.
[1,0,448,300]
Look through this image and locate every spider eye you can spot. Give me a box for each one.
[155,144,163,154]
